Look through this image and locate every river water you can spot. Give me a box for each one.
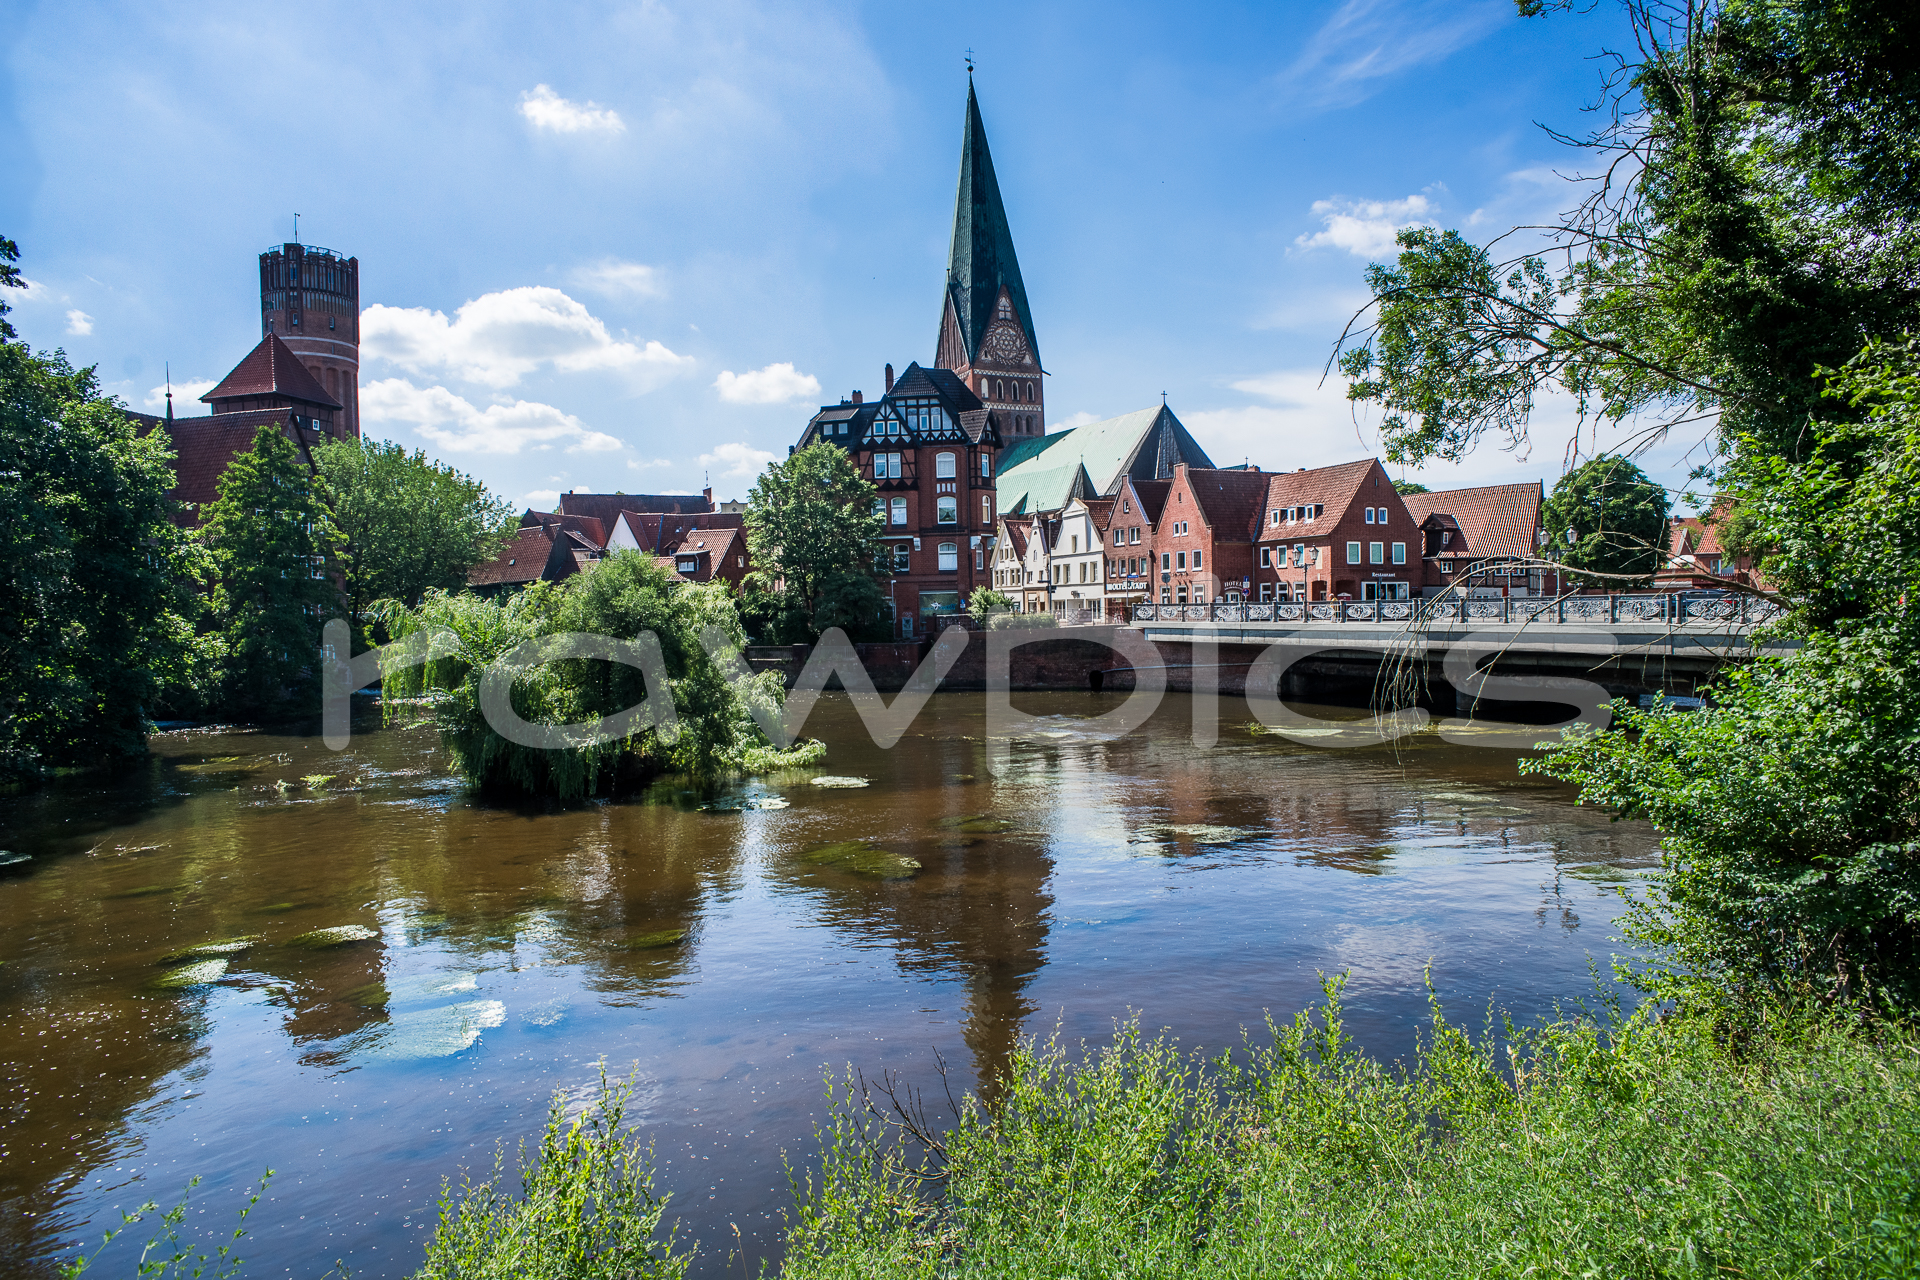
[0,692,1659,1278]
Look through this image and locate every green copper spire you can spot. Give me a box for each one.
[946,80,1039,368]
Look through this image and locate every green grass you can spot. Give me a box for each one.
[779,980,1920,1279]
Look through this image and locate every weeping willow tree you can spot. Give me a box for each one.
[376,551,819,799]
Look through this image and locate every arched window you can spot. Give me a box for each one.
[935,451,956,479]
[938,542,959,571]
[1022,381,1032,403]
[937,495,958,524]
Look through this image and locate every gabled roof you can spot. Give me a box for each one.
[1109,478,1172,529]
[468,525,577,588]
[1403,482,1543,560]
[613,510,745,554]
[200,333,341,409]
[1179,466,1270,537]
[558,491,710,527]
[1255,460,1378,542]
[998,516,1032,559]
[520,509,608,547]
[995,405,1214,516]
[153,410,303,521]
[944,81,1039,368]
[1000,459,1093,516]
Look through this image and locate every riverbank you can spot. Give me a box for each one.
[418,988,1920,1279]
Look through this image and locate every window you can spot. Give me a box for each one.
[1162,552,1171,570]
[891,497,908,525]
[1270,509,1279,526]
[1391,542,1406,565]
[1364,507,1376,524]
[935,451,957,479]
[1130,527,1140,544]
[1176,551,1187,569]
[1370,542,1384,564]
[1346,541,1362,564]
[981,453,993,478]
[975,548,985,570]
[1192,549,1203,569]
[1259,546,1271,567]
[1161,589,1171,603]
[1376,507,1388,525]
[872,499,885,519]
[1292,543,1305,567]
[982,495,993,525]
[938,542,958,571]
[937,496,958,524]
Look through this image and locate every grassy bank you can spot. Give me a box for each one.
[778,983,1919,1279]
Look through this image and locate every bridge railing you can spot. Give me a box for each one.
[1122,594,1782,628]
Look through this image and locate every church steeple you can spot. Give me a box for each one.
[936,79,1046,437]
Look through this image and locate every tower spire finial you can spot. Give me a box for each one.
[965,48,974,75]
[165,362,174,421]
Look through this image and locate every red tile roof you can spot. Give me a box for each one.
[132,408,316,525]
[200,334,341,409]
[557,492,711,527]
[999,516,1032,558]
[609,511,745,554]
[1180,466,1271,536]
[1255,460,1377,542]
[519,509,609,547]
[1403,482,1543,560]
[468,525,577,588]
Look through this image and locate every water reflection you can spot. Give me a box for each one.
[0,693,1660,1277]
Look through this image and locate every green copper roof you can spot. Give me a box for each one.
[948,81,1040,367]
[995,405,1217,516]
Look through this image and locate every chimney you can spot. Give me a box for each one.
[703,485,713,507]
[884,363,895,393]
[851,390,863,404]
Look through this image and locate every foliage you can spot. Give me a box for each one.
[1541,454,1671,583]
[313,436,511,633]
[413,1068,685,1280]
[985,611,1055,630]
[1528,342,1920,1011]
[743,442,889,642]
[0,338,200,775]
[1392,479,1429,494]
[964,587,1013,623]
[377,550,818,799]
[196,425,342,720]
[1337,0,1920,472]
[781,982,1920,1278]
[0,233,21,339]
[60,1169,272,1279]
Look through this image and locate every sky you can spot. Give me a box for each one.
[1,0,1715,513]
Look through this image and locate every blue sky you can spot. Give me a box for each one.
[2,0,1710,511]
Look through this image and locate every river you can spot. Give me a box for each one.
[0,692,1660,1277]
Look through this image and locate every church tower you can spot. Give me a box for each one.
[935,80,1045,438]
[260,242,360,438]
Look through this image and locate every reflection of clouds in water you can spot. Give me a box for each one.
[1323,923,1444,991]
[352,999,505,1062]
[557,1070,665,1124]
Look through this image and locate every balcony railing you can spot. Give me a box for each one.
[1121,593,1782,627]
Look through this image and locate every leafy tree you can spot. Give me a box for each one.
[1541,455,1670,584]
[0,339,199,775]
[1330,2,1920,1013]
[967,587,1015,622]
[743,442,888,641]
[378,551,818,798]
[0,234,21,340]
[314,436,511,630]
[198,425,342,718]
[1392,481,1429,495]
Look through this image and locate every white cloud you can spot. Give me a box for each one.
[519,84,625,135]
[696,441,779,481]
[143,378,217,413]
[570,259,664,300]
[361,286,691,389]
[522,489,561,511]
[361,377,622,455]
[1280,0,1507,111]
[1050,411,1102,431]
[1183,370,1373,472]
[1296,193,1436,258]
[713,361,821,405]
[627,456,672,470]
[64,309,93,336]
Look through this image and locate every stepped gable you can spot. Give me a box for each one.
[200,333,341,410]
[940,80,1039,370]
[1128,479,1172,526]
[1402,482,1543,560]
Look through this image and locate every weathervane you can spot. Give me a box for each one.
[965,49,974,75]
[294,213,301,244]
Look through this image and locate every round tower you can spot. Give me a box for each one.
[260,243,360,438]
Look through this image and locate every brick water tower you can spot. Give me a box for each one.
[260,242,360,438]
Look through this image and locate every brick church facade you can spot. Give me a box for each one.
[797,78,1042,637]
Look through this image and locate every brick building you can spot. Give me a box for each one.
[1251,459,1422,602]
[1402,482,1547,598]
[1101,478,1171,612]
[1657,499,1761,590]
[260,243,361,439]
[1149,464,1271,605]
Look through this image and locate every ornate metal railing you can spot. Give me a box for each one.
[1123,593,1782,627]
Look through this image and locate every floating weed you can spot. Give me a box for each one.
[105,883,180,900]
[159,936,260,965]
[801,842,922,880]
[285,924,380,949]
[250,901,310,915]
[147,959,229,991]
[936,814,1015,836]
[1140,823,1252,846]
[301,774,335,789]
[616,929,687,951]
[808,775,871,788]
